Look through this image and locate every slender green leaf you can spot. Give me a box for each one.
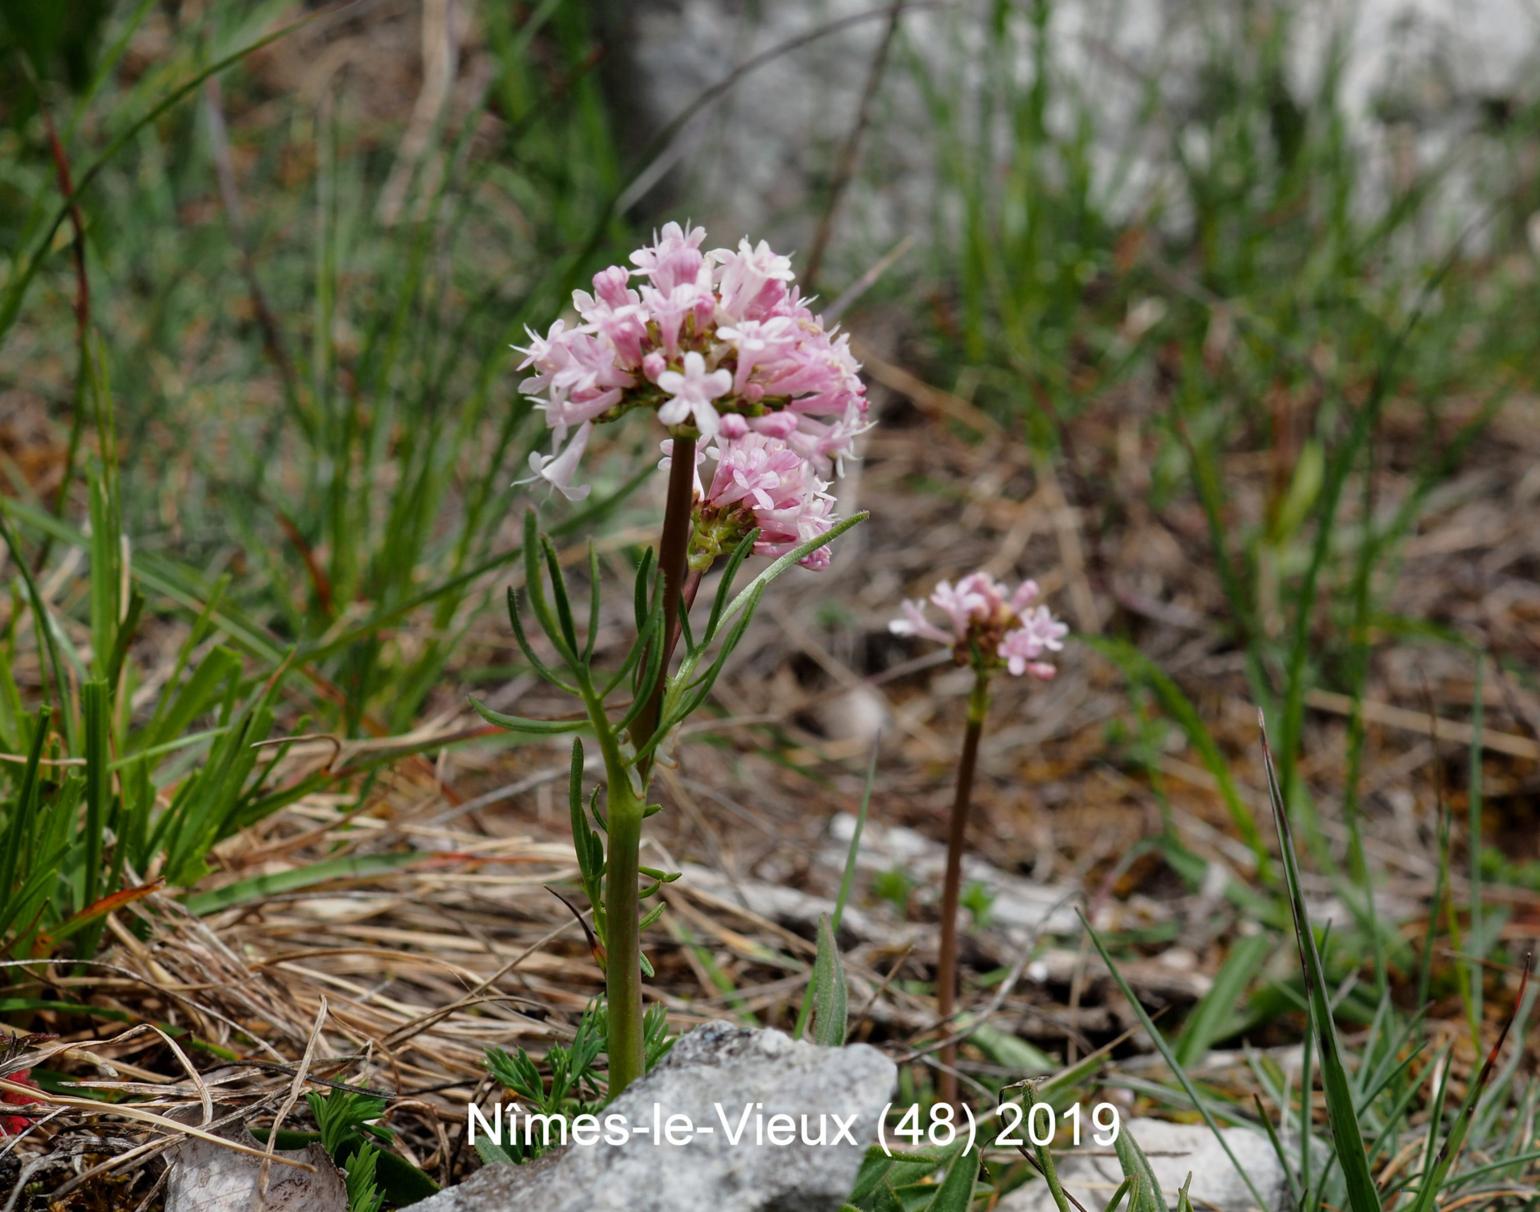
[810,914,848,1047]
[1258,718,1383,1212]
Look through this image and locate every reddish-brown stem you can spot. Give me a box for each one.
[40,109,88,344]
[36,95,90,569]
[937,670,990,1108]
[630,434,697,777]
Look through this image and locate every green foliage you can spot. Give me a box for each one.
[309,1089,392,1159]
[1172,932,1272,1068]
[873,867,916,916]
[1258,723,1382,1212]
[1,0,632,735]
[342,1144,385,1212]
[959,882,994,928]
[1114,1124,1165,1212]
[480,999,675,1165]
[0,358,320,961]
[486,999,607,1119]
[482,506,863,1087]
[844,1142,981,1212]
[302,1087,437,1211]
[894,0,1528,935]
[0,0,113,114]
[643,1003,675,1072]
[796,749,876,1041]
[810,914,849,1047]
[1073,725,1535,1212]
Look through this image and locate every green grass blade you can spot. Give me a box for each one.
[1403,956,1531,1212]
[182,852,426,916]
[1079,910,1271,1210]
[795,741,877,1038]
[1174,932,1271,1067]
[78,679,111,957]
[1464,657,1485,1046]
[1083,637,1269,874]
[1258,715,1383,1212]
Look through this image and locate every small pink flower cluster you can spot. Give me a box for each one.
[680,433,838,571]
[891,572,1068,679]
[515,223,867,568]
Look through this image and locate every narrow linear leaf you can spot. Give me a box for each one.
[924,1146,980,1212]
[469,695,587,736]
[1258,715,1383,1212]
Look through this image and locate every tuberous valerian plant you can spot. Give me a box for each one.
[889,572,1068,1107]
[477,223,869,1094]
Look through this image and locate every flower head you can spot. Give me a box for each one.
[890,571,1068,679]
[514,222,867,510]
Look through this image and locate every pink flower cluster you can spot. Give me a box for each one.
[516,223,868,523]
[681,433,838,571]
[890,572,1068,679]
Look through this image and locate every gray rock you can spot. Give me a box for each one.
[822,814,1080,938]
[611,0,1539,265]
[998,1117,1292,1212]
[407,1022,897,1212]
[164,1138,347,1212]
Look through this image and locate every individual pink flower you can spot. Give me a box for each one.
[717,318,795,394]
[1000,605,1068,679]
[630,220,709,293]
[520,421,593,502]
[891,599,951,645]
[890,571,1068,679]
[657,352,733,437]
[711,238,795,319]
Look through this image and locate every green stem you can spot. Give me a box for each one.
[577,671,648,1095]
[604,432,696,1095]
[937,670,990,1108]
[603,779,646,1094]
